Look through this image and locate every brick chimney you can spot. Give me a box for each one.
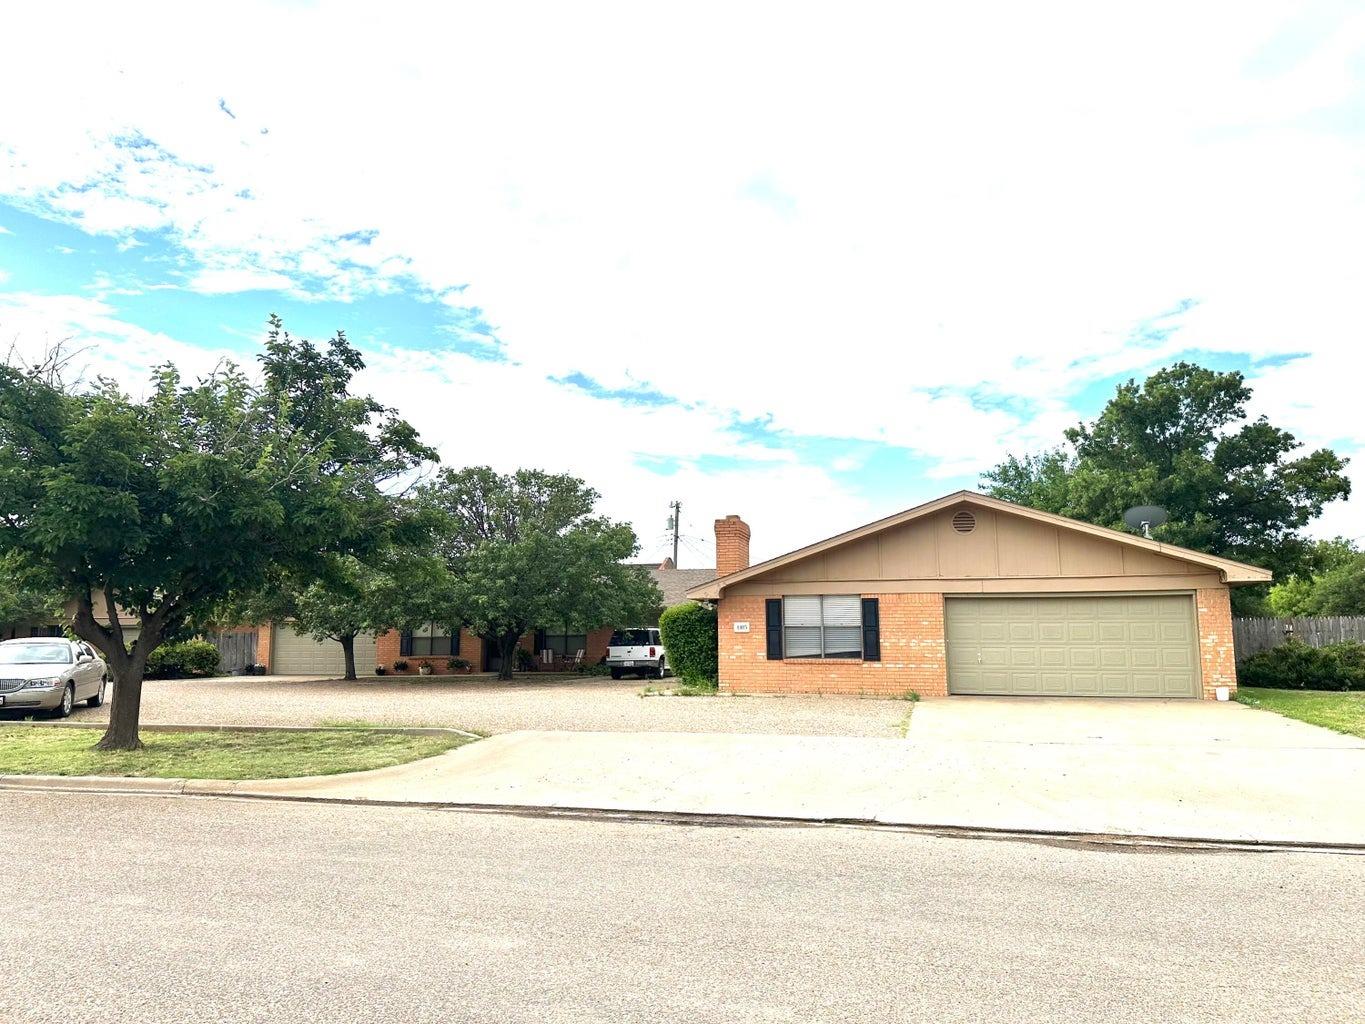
[714,515,751,577]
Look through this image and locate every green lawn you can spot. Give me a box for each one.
[1236,688,1365,739]
[0,727,473,780]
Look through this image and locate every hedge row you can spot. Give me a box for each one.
[144,639,221,679]
[1237,639,1365,691]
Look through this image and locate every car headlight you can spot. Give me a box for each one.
[22,677,63,689]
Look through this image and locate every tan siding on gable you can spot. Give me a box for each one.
[824,535,880,580]
[736,503,1231,590]
[1058,530,1124,576]
[878,518,938,578]
[996,515,1062,577]
[1120,546,1199,576]
[935,508,999,577]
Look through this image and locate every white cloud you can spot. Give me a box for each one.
[0,292,231,392]
[1,0,1362,545]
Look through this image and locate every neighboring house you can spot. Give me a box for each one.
[687,492,1270,700]
[254,559,718,676]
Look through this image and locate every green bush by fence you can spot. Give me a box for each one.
[1237,639,1365,691]
[659,601,718,688]
[145,639,221,679]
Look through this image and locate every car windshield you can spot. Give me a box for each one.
[610,629,652,646]
[0,642,72,665]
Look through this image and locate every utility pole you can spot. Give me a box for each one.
[667,500,681,567]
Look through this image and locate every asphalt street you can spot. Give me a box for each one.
[3,792,1361,1023]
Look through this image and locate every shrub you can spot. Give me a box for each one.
[514,646,536,671]
[575,662,611,676]
[145,639,221,679]
[659,601,718,688]
[447,657,471,672]
[1237,639,1365,691]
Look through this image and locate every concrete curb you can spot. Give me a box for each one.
[2,721,483,740]
[2,773,1361,854]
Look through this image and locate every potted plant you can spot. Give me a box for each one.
[446,657,472,675]
[418,662,434,676]
[393,659,409,672]
[375,665,387,676]
[515,647,536,673]
[240,663,258,676]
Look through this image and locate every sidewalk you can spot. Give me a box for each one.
[236,725,1365,846]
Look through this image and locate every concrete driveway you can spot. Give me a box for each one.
[251,697,1365,846]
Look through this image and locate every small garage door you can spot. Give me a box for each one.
[946,595,1199,698]
[272,625,378,676]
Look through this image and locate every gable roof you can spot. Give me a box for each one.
[686,490,1272,599]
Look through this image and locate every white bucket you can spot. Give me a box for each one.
[1215,686,1230,702]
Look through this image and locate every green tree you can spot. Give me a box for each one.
[1267,538,1362,616]
[418,467,661,680]
[1307,555,1365,614]
[983,363,1351,612]
[244,549,456,680]
[0,553,64,628]
[0,318,434,749]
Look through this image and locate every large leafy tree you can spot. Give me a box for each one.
[418,467,661,680]
[983,363,1350,613]
[0,317,434,748]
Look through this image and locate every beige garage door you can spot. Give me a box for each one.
[272,625,378,676]
[946,595,1199,698]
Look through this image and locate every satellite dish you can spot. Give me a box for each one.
[1123,505,1169,539]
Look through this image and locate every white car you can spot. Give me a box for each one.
[0,637,109,718]
[606,628,669,680]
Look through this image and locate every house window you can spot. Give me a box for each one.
[539,624,588,658]
[401,622,456,658]
[783,596,862,659]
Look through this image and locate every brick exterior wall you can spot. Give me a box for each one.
[718,593,948,697]
[1195,587,1237,699]
[255,623,273,671]
[719,588,1235,700]
[714,515,751,577]
[375,627,488,674]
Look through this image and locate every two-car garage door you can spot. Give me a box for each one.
[946,595,1199,698]
[272,625,378,676]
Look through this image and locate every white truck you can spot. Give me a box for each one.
[606,628,669,680]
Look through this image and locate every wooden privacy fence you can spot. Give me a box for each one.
[1233,617,1365,663]
[204,630,259,673]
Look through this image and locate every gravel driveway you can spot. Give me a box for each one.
[64,674,911,737]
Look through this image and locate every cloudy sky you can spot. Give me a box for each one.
[1,1,1362,566]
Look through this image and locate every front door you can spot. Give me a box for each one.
[484,639,502,674]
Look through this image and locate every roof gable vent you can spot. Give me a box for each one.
[951,509,976,534]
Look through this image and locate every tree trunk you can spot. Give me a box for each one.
[340,633,358,681]
[497,631,520,681]
[97,664,145,751]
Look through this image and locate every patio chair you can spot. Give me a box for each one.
[568,649,585,669]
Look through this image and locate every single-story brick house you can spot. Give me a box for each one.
[687,492,1270,700]
[253,558,718,676]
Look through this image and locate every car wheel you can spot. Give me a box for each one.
[51,683,75,719]
[87,676,107,708]
[655,659,666,680]
[610,668,623,680]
